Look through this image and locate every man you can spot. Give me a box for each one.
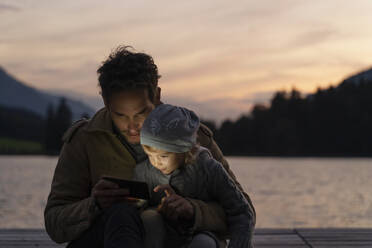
[44,46,255,248]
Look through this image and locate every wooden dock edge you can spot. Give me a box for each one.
[1,228,372,247]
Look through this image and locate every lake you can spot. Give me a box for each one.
[0,155,371,228]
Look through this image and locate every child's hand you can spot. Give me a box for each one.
[154,184,194,222]
[154,184,175,197]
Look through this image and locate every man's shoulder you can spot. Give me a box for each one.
[62,108,112,143]
[197,123,214,149]
[198,123,213,137]
[62,118,89,143]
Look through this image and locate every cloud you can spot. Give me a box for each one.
[0,3,20,12]
[163,90,275,124]
[290,28,340,48]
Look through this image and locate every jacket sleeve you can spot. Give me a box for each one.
[209,159,255,248]
[191,124,256,234]
[186,198,228,234]
[44,130,101,243]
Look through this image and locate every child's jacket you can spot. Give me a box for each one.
[134,147,255,248]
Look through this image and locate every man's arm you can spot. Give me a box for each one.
[44,127,101,243]
[191,123,256,233]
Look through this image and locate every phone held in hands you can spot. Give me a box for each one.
[101,176,150,200]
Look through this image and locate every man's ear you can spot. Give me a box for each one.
[102,94,108,108]
[155,87,161,105]
[100,91,106,106]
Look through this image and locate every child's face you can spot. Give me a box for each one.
[143,146,185,175]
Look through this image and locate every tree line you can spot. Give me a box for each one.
[0,98,74,155]
[204,78,372,156]
[1,78,372,156]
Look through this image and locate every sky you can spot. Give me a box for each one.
[1,0,372,122]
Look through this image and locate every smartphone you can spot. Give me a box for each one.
[102,176,150,200]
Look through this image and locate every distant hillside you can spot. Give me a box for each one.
[340,67,372,86]
[43,89,104,111]
[0,67,95,120]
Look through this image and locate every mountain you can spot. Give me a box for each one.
[43,89,104,111]
[340,67,372,86]
[0,67,95,120]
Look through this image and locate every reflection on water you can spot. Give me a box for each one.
[0,155,371,228]
[0,156,57,228]
[230,157,372,228]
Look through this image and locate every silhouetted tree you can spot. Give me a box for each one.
[45,98,72,154]
[45,104,57,153]
[213,78,372,156]
[0,105,45,142]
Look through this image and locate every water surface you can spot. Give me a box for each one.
[0,155,371,228]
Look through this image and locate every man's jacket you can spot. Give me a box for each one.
[44,107,256,243]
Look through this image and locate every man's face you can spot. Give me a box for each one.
[143,146,185,175]
[107,88,156,144]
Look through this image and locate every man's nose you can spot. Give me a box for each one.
[128,120,140,130]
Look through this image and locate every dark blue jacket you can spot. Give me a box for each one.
[134,147,254,248]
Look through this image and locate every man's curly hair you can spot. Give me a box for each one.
[97,46,161,102]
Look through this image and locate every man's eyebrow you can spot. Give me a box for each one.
[113,111,125,116]
[112,107,149,117]
[136,107,149,115]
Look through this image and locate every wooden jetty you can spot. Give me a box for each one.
[1,228,372,247]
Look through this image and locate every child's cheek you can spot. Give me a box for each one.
[162,158,168,166]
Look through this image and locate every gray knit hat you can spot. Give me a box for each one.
[140,104,200,153]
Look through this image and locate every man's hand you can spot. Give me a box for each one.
[154,184,194,222]
[91,178,137,209]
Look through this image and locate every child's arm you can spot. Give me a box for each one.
[207,159,255,248]
[197,123,256,225]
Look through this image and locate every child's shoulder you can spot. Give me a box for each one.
[195,146,224,171]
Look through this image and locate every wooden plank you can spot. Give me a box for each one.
[255,228,296,234]
[297,228,372,234]
[253,234,308,246]
[0,229,44,234]
[255,246,309,248]
[0,228,296,234]
[0,240,64,244]
[311,243,372,248]
[0,243,64,247]
[0,230,64,247]
[0,234,51,239]
[3,228,372,247]
[296,228,372,247]
[0,246,64,248]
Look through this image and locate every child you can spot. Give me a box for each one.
[133,104,254,248]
